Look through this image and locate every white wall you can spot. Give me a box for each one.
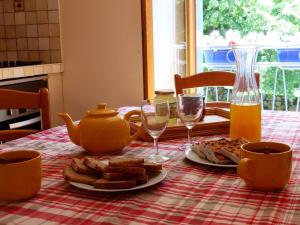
[59,0,144,120]
[48,73,64,126]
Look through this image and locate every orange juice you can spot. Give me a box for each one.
[230,103,261,142]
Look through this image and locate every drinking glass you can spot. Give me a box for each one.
[176,93,204,150]
[141,99,170,163]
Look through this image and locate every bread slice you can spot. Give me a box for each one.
[192,143,206,159]
[71,158,96,175]
[103,172,149,183]
[108,156,144,167]
[219,146,240,164]
[105,166,146,175]
[66,156,158,189]
[220,138,248,163]
[63,166,98,185]
[94,179,136,189]
[84,157,108,172]
[201,138,232,164]
[146,170,161,178]
[135,174,149,185]
[103,172,125,181]
[141,162,162,172]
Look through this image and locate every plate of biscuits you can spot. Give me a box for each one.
[185,138,248,168]
[63,156,167,192]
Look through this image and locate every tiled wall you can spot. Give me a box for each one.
[0,0,61,64]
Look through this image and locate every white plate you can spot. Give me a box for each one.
[185,149,237,168]
[69,168,168,192]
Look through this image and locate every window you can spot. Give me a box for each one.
[142,0,300,111]
[141,0,195,99]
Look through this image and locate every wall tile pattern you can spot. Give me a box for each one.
[0,62,64,80]
[0,0,61,64]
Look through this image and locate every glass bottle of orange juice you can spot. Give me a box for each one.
[230,45,261,142]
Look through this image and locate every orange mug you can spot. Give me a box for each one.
[0,150,42,201]
[238,142,292,191]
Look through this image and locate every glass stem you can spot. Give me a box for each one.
[154,137,159,155]
[188,128,192,144]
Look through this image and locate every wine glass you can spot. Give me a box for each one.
[176,93,204,150]
[141,99,170,163]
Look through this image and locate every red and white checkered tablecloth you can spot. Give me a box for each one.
[1,109,300,225]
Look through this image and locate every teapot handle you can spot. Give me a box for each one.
[123,110,144,141]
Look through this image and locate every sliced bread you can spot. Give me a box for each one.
[84,157,108,172]
[71,158,96,175]
[94,179,136,189]
[63,166,98,185]
[108,156,144,167]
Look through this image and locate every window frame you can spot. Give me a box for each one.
[141,0,196,99]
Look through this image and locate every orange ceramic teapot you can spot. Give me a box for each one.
[58,103,142,155]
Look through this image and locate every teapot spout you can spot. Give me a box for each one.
[58,113,80,145]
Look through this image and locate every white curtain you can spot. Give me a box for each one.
[153,0,176,91]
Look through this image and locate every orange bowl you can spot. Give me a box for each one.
[0,150,41,201]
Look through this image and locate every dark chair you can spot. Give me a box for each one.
[0,88,50,142]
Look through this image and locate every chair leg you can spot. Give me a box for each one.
[282,70,288,111]
[296,83,300,112]
[260,92,264,110]
[257,75,264,110]
[215,87,219,102]
[227,88,230,102]
[205,87,207,99]
[272,68,279,111]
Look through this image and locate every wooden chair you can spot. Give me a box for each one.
[0,88,50,142]
[174,71,260,108]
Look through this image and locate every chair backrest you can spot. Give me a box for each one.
[174,71,260,108]
[0,88,50,142]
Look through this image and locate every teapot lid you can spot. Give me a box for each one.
[86,103,118,117]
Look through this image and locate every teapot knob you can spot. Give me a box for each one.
[97,103,107,110]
